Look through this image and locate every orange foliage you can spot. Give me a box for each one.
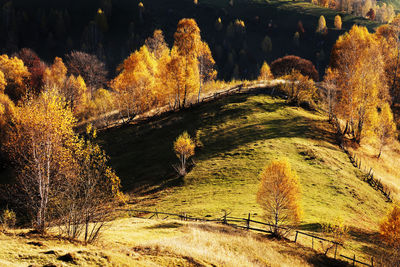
[328,25,389,143]
[257,159,302,237]
[380,204,400,247]
[43,57,67,90]
[258,61,273,80]
[0,54,30,101]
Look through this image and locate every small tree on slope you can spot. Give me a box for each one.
[257,159,302,237]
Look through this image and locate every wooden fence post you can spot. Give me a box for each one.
[371,257,374,267]
[334,244,337,259]
[246,213,250,230]
[353,254,355,266]
[312,237,314,249]
[294,231,298,243]
[223,211,227,224]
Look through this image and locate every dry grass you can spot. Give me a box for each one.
[0,218,344,266]
[137,223,312,267]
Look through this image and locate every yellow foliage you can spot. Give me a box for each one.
[258,61,273,80]
[368,103,397,156]
[173,131,195,175]
[282,69,317,107]
[86,88,115,120]
[235,19,245,28]
[257,159,302,236]
[0,71,6,93]
[334,15,342,30]
[316,15,327,33]
[111,45,158,119]
[380,203,400,247]
[329,25,388,142]
[0,92,15,142]
[174,131,195,159]
[43,57,67,90]
[0,54,30,100]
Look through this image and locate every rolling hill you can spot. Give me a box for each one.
[98,89,391,262]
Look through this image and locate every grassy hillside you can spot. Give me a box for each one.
[99,92,389,228]
[0,218,346,266]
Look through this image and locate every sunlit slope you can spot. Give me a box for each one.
[98,93,390,230]
[0,218,346,266]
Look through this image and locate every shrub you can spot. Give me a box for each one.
[281,69,317,108]
[270,55,319,81]
[1,209,16,230]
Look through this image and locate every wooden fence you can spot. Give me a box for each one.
[122,209,376,266]
[77,79,282,132]
[341,145,392,203]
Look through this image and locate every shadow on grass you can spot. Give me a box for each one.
[146,222,183,229]
[98,93,335,193]
[307,253,350,267]
[299,223,323,232]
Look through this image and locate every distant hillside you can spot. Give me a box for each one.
[0,0,379,80]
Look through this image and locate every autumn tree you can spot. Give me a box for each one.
[0,71,6,93]
[197,41,217,102]
[375,15,400,106]
[322,68,339,122]
[43,57,67,90]
[215,17,223,31]
[257,159,302,237]
[328,25,389,143]
[261,36,273,55]
[378,203,400,265]
[173,18,201,107]
[366,8,375,20]
[271,55,319,81]
[334,15,342,30]
[258,61,273,80]
[14,48,46,94]
[65,51,108,93]
[0,54,30,101]
[86,88,115,126]
[4,90,77,232]
[57,125,122,243]
[145,29,169,60]
[0,92,15,143]
[380,203,400,247]
[63,75,89,116]
[159,48,185,109]
[111,45,158,120]
[316,15,327,34]
[369,103,397,158]
[173,131,195,176]
[282,69,317,108]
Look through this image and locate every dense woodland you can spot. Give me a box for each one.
[1,0,400,266]
[0,0,379,80]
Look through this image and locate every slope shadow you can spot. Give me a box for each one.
[98,93,335,193]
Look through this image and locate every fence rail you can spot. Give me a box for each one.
[77,79,283,132]
[341,145,392,203]
[121,208,376,266]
